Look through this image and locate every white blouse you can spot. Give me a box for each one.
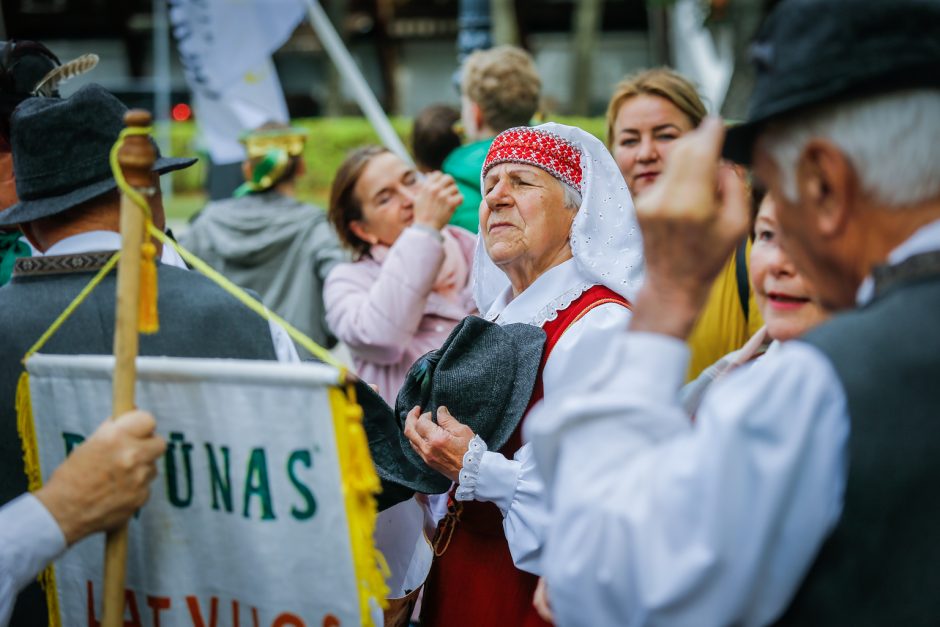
[457,259,633,575]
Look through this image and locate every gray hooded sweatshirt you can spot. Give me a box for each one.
[180,191,348,355]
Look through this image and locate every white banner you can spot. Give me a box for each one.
[169,0,306,163]
[27,354,377,627]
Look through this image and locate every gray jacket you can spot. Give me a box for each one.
[181,191,348,355]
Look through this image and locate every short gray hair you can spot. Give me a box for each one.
[759,89,940,207]
[561,180,583,211]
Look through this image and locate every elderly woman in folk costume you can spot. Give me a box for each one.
[403,123,644,626]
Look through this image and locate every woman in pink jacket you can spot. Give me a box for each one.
[325,145,476,624]
[325,145,476,403]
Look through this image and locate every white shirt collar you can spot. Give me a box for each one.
[41,229,188,269]
[43,230,121,256]
[856,218,940,305]
[483,258,593,326]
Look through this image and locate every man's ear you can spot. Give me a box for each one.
[472,101,485,134]
[348,219,376,246]
[796,139,858,238]
[19,222,43,252]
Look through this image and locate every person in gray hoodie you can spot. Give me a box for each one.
[181,123,348,354]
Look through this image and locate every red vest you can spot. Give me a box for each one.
[420,285,630,627]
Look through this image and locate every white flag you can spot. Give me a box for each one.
[191,57,290,164]
[169,0,306,163]
[169,0,304,99]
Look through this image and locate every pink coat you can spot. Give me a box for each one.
[324,225,477,403]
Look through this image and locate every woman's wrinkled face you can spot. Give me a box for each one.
[351,152,420,247]
[480,162,576,271]
[750,195,829,342]
[612,94,695,197]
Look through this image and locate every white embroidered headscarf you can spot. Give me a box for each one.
[471,122,645,312]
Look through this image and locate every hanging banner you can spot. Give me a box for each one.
[25,354,382,627]
[168,0,306,163]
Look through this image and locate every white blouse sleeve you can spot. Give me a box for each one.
[527,333,850,627]
[0,494,67,626]
[456,302,633,575]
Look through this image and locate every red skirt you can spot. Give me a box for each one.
[419,495,551,627]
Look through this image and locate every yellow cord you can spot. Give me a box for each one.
[21,252,121,363]
[108,126,154,221]
[110,126,160,334]
[330,386,390,625]
[147,224,348,373]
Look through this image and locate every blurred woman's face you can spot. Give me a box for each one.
[611,94,695,197]
[350,152,420,247]
[750,195,829,342]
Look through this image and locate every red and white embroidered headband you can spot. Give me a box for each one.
[482,127,584,194]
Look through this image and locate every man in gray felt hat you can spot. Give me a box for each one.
[0,84,290,624]
[526,0,940,625]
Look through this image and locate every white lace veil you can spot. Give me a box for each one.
[471,122,645,312]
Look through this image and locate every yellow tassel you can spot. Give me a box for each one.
[16,371,62,626]
[329,387,389,626]
[15,372,42,492]
[138,240,159,334]
[39,566,62,627]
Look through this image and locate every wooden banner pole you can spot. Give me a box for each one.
[101,109,156,627]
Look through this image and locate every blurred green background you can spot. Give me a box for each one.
[164,116,607,223]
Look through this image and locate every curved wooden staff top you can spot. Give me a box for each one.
[102,109,155,627]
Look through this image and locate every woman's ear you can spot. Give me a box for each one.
[349,219,377,246]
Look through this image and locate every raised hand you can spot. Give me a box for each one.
[413,172,463,231]
[631,116,751,339]
[35,410,167,545]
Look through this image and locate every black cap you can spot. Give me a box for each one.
[0,84,196,226]
[0,40,60,145]
[723,0,940,165]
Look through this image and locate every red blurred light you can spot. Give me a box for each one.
[171,103,192,122]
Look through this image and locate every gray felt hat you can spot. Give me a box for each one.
[0,83,196,226]
[723,0,940,165]
[360,315,546,509]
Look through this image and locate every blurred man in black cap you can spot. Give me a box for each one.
[0,39,100,285]
[526,0,940,625]
[0,84,287,624]
[0,40,61,285]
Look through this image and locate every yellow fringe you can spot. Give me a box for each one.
[16,372,41,492]
[16,251,119,627]
[16,372,62,627]
[330,386,390,626]
[138,241,159,334]
[38,566,62,627]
